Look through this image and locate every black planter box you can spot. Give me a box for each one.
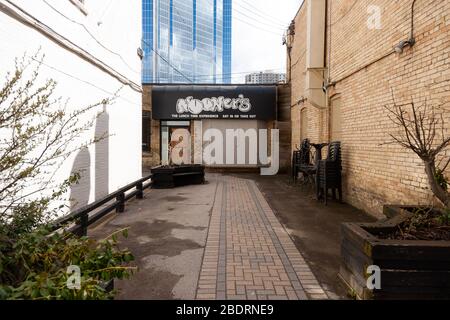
[151,165,205,189]
[339,205,450,300]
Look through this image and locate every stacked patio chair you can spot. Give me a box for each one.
[292,139,315,184]
[316,141,342,205]
[292,149,301,182]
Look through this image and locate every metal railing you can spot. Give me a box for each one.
[52,174,153,236]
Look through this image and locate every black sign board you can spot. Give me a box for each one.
[151,85,277,120]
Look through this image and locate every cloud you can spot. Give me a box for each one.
[232,0,303,83]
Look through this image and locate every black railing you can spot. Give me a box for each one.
[52,174,153,236]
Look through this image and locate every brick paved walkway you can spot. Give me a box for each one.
[196,176,328,300]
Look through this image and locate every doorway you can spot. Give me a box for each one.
[160,121,191,165]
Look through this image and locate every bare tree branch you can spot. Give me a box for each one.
[384,93,450,208]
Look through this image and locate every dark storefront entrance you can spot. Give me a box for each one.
[143,84,291,171]
[160,121,191,165]
[153,85,276,167]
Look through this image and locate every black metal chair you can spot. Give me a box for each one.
[292,139,315,184]
[316,141,342,205]
[292,149,301,182]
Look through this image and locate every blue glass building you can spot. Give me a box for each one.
[142,0,232,84]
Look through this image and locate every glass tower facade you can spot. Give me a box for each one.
[142,0,232,84]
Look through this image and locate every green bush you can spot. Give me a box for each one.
[0,226,134,300]
[0,55,134,300]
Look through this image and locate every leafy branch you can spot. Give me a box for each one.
[0,54,113,229]
[0,54,134,300]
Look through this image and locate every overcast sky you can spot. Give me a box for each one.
[232,0,304,83]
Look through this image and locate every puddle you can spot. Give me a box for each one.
[115,267,181,300]
[96,220,205,259]
[159,196,188,202]
[136,237,203,257]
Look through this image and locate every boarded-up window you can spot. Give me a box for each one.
[300,108,307,141]
[330,97,342,141]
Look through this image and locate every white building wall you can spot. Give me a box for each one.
[0,0,142,211]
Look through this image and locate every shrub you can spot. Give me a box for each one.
[0,54,134,299]
[0,227,134,300]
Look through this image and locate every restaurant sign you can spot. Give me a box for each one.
[152,85,277,120]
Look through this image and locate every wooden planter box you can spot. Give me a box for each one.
[151,165,205,189]
[339,205,450,300]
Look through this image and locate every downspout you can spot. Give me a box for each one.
[409,0,417,45]
[287,43,292,83]
[326,0,332,87]
[326,0,332,142]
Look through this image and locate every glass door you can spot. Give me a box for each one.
[161,126,169,165]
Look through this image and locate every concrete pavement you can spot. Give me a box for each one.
[90,173,374,300]
[90,176,216,299]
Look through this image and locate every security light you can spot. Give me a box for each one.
[394,41,407,54]
[137,47,144,60]
[394,38,416,54]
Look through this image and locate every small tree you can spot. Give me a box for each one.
[0,54,134,299]
[385,93,450,208]
[0,54,110,231]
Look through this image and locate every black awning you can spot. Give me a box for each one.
[151,85,277,121]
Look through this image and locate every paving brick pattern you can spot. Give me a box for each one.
[196,176,328,300]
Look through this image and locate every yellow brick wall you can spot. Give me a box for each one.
[142,85,161,167]
[289,4,305,151]
[289,0,450,217]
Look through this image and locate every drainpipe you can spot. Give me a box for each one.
[323,0,336,92]
[326,0,332,142]
[287,42,292,83]
[326,0,332,87]
[409,0,417,44]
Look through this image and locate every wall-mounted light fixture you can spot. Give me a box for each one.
[137,47,144,60]
[394,38,416,54]
[291,96,307,108]
[394,0,418,54]
[322,80,336,93]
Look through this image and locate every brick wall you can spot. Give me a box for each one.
[289,0,450,218]
[277,84,292,172]
[142,85,161,167]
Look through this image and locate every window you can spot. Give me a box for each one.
[69,0,88,15]
[142,111,152,152]
[330,97,342,141]
[300,108,307,141]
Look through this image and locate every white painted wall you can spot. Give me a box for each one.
[0,0,142,211]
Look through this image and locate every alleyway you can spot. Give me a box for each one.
[196,176,327,300]
[90,173,373,300]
